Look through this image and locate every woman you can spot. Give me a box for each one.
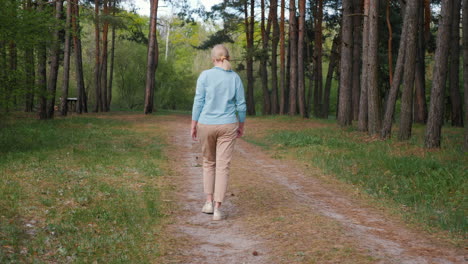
[191,44,246,221]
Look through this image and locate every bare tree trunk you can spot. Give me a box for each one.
[46,0,64,119]
[414,5,428,124]
[367,0,381,135]
[352,0,363,120]
[260,0,271,115]
[279,0,286,114]
[72,0,86,114]
[288,0,298,115]
[425,0,454,148]
[37,1,47,119]
[323,33,340,118]
[61,0,71,116]
[463,0,468,150]
[144,0,159,114]
[381,6,409,138]
[358,0,370,131]
[108,0,117,110]
[101,0,109,111]
[93,0,101,112]
[448,0,463,127]
[398,0,420,140]
[386,0,393,86]
[271,0,279,114]
[297,0,306,117]
[312,0,323,117]
[337,0,353,126]
[24,0,35,112]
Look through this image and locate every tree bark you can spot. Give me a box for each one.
[37,1,47,119]
[463,0,468,150]
[358,0,370,131]
[94,0,101,112]
[271,0,279,114]
[424,0,454,148]
[144,0,159,114]
[46,0,64,119]
[351,0,363,121]
[337,0,353,126]
[279,0,286,114]
[260,0,271,115]
[367,0,381,135]
[24,0,35,112]
[386,0,393,86]
[322,33,340,118]
[101,0,110,111]
[108,0,116,110]
[288,0,298,115]
[448,0,463,127]
[313,0,323,117]
[398,0,420,140]
[297,0,306,117]
[61,0,72,116]
[414,5,428,124]
[244,0,256,115]
[72,0,86,114]
[381,5,409,139]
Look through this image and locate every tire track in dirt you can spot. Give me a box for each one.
[234,139,466,264]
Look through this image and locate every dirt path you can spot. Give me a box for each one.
[163,115,465,264]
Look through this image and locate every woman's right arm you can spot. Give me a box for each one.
[235,75,247,138]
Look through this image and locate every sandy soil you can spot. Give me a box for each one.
[157,115,465,264]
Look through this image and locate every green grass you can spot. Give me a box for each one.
[245,119,467,235]
[0,114,168,263]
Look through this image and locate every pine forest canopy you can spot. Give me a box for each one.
[0,0,466,149]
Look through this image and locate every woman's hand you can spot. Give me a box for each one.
[237,122,245,138]
[191,120,198,141]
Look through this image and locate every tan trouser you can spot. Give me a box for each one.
[198,122,238,203]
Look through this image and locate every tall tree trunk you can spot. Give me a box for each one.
[297,0,306,117]
[425,0,454,148]
[448,0,463,127]
[398,0,420,140]
[0,41,6,112]
[367,0,381,135]
[94,0,101,112]
[271,0,279,114]
[381,5,409,138]
[352,0,363,120]
[414,5,428,124]
[322,33,340,118]
[37,1,47,119]
[101,0,109,111]
[279,0,286,114]
[386,0,393,86]
[46,0,64,119]
[312,0,323,117]
[24,0,35,112]
[61,0,72,116]
[108,0,116,110]
[463,0,468,150]
[337,0,353,126]
[260,0,271,115]
[144,0,159,114]
[288,0,298,115]
[358,0,370,131]
[72,0,86,114]
[8,41,17,111]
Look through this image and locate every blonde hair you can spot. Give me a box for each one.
[211,44,232,71]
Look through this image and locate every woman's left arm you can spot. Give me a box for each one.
[191,73,206,141]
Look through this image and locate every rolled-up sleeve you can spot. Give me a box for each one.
[235,75,247,122]
[192,72,206,121]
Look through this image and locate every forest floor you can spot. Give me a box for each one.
[1,112,466,263]
[153,113,466,264]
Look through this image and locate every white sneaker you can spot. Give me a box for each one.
[213,208,224,221]
[202,201,213,214]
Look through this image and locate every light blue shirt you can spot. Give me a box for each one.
[192,67,247,125]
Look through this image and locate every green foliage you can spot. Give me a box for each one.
[0,115,167,262]
[247,121,467,235]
